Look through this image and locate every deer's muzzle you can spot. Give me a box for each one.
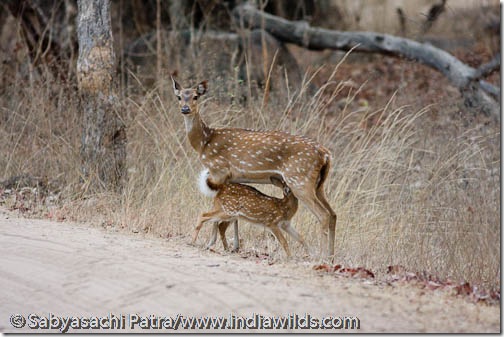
[181,105,191,114]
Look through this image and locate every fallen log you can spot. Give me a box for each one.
[233,4,500,120]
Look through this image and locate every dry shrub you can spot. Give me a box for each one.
[0,69,81,192]
[325,103,499,287]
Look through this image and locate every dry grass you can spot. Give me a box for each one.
[0,9,499,292]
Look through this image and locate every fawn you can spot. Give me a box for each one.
[193,169,306,257]
[172,77,336,257]
[197,168,240,252]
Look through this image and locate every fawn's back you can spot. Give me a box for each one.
[215,183,297,225]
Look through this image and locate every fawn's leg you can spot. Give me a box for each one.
[269,225,291,257]
[192,209,229,245]
[280,221,311,255]
[217,221,231,250]
[280,221,307,246]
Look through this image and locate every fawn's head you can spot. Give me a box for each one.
[171,76,207,115]
[271,176,298,216]
[271,176,292,197]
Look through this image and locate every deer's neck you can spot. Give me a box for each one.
[184,112,212,154]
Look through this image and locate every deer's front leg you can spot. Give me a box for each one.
[231,220,239,252]
[207,223,219,249]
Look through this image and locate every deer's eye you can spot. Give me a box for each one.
[177,96,181,101]
[193,95,198,100]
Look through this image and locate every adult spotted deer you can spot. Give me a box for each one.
[172,77,336,256]
[193,170,306,257]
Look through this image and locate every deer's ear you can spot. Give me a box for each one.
[196,81,208,96]
[171,76,181,96]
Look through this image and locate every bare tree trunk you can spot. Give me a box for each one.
[156,0,162,84]
[77,0,126,192]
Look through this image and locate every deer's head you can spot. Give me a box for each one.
[171,76,207,115]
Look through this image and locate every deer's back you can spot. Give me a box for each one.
[202,128,330,182]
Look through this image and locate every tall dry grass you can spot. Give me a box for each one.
[0,41,499,292]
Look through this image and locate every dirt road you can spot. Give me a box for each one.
[0,208,499,333]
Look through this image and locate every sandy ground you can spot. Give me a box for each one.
[0,207,500,333]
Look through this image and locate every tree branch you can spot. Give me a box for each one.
[233,4,500,120]
[479,80,500,100]
[472,53,500,81]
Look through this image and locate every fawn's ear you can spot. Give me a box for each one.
[171,76,181,96]
[270,176,283,187]
[195,81,208,96]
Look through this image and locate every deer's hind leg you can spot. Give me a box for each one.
[315,186,336,257]
[293,187,335,257]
